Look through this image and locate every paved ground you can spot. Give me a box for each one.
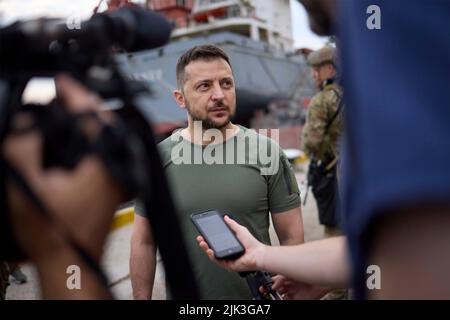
[6,162,327,300]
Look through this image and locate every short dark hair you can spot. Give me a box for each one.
[176,44,232,89]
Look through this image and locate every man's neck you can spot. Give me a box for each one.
[183,121,239,145]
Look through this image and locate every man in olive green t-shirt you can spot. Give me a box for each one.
[130,45,304,300]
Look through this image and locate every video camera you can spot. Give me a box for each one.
[0,7,198,299]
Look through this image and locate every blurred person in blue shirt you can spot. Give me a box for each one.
[198,0,450,299]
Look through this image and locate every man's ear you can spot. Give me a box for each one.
[327,64,336,77]
[173,90,186,109]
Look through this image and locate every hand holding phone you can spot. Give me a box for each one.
[191,210,245,260]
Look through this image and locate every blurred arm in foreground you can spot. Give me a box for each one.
[298,0,450,299]
[3,75,125,299]
[197,216,350,294]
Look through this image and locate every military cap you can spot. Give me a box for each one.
[307,45,336,66]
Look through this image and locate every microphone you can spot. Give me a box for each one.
[80,7,173,52]
[104,7,172,51]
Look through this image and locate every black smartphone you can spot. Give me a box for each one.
[191,210,245,260]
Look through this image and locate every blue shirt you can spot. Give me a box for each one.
[338,0,450,298]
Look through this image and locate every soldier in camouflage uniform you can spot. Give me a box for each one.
[302,45,346,300]
[302,45,343,164]
[302,45,343,233]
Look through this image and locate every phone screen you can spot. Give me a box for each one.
[191,210,244,259]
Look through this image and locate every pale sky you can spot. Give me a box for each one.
[290,0,329,49]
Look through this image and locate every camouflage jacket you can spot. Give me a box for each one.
[302,81,343,162]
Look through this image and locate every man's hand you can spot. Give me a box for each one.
[196,215,267,272]
[271,275,329,300]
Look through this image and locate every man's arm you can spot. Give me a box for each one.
[130,214,157,299]
[271,207,304,245]
[262,235,350,288]
[271,208,337,299]
[3,75,125,299]
[197,216,351,289]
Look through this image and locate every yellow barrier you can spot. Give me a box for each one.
[294,153,309,165]
[111,207,135,232]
